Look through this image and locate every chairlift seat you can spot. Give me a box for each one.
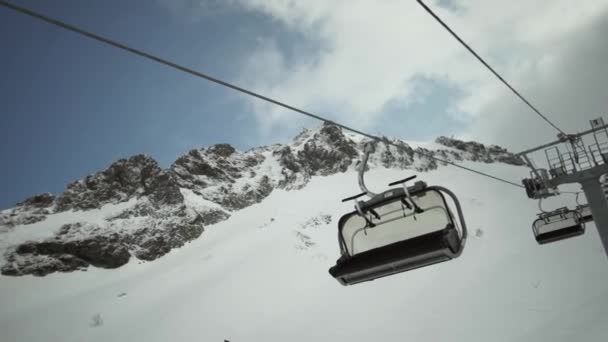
[533,209,584,245]
[329,223,460,285]
[329,186,466,286]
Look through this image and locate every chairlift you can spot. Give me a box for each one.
[328,144,467,286]
[522,169,558,199]
[532,206,584,245]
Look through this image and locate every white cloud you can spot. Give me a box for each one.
[231,0,608,148]
[465,9,608,150]
[156,0,239,21]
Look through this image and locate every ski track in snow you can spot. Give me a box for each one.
[1,163,607,342]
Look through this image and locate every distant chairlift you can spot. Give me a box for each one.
[532,207,585,245]
[521,153,588,244]
[328,144,467,286]
[522,169,559,200]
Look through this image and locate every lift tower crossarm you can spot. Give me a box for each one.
[545,164,608,187]
[516,123,608,157]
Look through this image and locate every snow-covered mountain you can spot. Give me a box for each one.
[1,123,608,342]
[0,123,523,276]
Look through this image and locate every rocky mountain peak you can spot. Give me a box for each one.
[208,143,236,157]
[1,124,525,277]
[294,124,358,175]
[53,154,181,212]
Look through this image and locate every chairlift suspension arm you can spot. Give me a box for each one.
[428,185,468,245]
[358,144,377,198]
[538,198,546,214]
[522,155,542,180]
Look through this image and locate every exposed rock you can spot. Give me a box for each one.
[174,154,227,182]
[297,124,357,175]
[108,202,155,221]
[197,209,230,226]
[171,146,273,211]
[435,136,524,166]
[20,215,47,225]
[131,218,204,261]
[2,232,131,276]
[16,193,55,208]
[274,146,309,189]
[1,253,89,277]
[56,155,166,211]
[0,193,58,227]
[18,234,130,268]
[146,171,184,207]
[217,177,274,210]
[208,143,236,157]
[274,146,301,173]
[1,208,207,276]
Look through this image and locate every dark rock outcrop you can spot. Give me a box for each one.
[2,231,130,276]
[131,216,204,261]
[435,136,524,166]
[55,154,182,212]
[297,123,358,175]
[16,193,55,208]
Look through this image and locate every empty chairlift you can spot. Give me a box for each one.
[532,207,584,244]
[328,144,467,286]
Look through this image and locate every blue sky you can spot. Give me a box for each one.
[1,0,606,208]
[0,0,305,208]
[0,0,466,208]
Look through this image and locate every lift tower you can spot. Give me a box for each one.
[519,118,608,256]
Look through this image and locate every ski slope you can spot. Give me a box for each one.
[1,162,607,342]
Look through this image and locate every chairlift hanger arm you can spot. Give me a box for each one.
[358,144,377,198]
[521,155,542,179]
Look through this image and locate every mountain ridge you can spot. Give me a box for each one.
[0,123,524,276]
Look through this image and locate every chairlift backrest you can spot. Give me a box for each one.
[339,189,457,256]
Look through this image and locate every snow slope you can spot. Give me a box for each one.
[1,162,607,342]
